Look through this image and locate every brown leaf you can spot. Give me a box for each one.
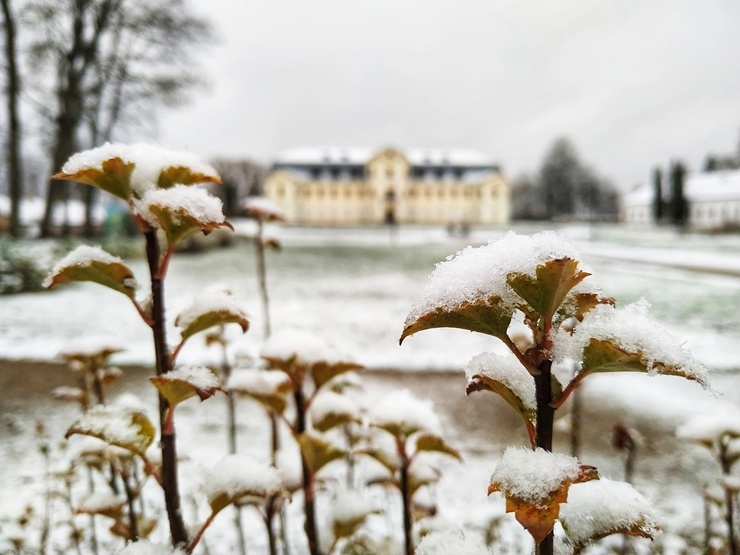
[53,157,134,201]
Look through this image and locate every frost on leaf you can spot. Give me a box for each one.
[175,289,249,343]
[507,258,590,319]
[465,352,536,438]
[297,432,346,475]
[560,479,660,548]
[368,389,441,439]
[151,366,223,406]
[552,301,709,388]
[489,447,599,544]
[331,490,379,540]
[136,185,232,246]
[414,433,462,462]
[53,156,134,201]
[310,391,361,432]
[203,455,284,514]
[228,369,291,414]
[66,405,155,456]
[44,245,137,299]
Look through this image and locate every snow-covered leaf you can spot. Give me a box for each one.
[369,389,441,439]
[414,434,462,462]
[311,360,363,390]
[44,245,137,299]
[409,459,441,496]
[75,492,126,518]
[53,156,134,201]
[507,258,589,318]
[228,369,292,414]
[52,386,87,403]
[488,447,599,544]
[204,455,284,514]
[297,432,346,476]
[310,391,361,433]
[156,165,221,190]
[400,295,513,344]
[150,366,223,406]
[175,292,249,343]
[560,479,660,548]
[331,490,379,540]
[244,197,285,222]
[560,292,615,321]
[110,516,158,540]
[66,406,155,456]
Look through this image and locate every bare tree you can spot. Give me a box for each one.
[1,0,23,237]
[24,0,213,237]
[210,158,266,216]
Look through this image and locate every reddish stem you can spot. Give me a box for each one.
[187,510,217,554]
[550,371,590,410]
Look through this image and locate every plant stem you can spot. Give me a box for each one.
[265,497,278,555]
[294,388,320,555]
[720,440,737,555]
[255,219,271,339]
[187,511,217,554]
[535,358,555,555]
[397,438,414,555]
[145,230,188,547]
[121,469,139,541]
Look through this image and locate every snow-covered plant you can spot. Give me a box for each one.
[677,408,740,555]
[258,328,362,555]
[56,340,125,410]
[365,389,461,555]
[401,231,708,554]
[44,144,250,550]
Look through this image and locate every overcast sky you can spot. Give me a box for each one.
[159,0,740,191]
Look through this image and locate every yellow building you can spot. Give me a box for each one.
[263,146,509,226]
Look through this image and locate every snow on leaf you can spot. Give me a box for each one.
[464,351,536,435]
[297,432,346,476]
[53,156,134,201]
[156,165,221,190]
[116,539,187,555]
[244,196,285,222]
[228,369,291,414]
[507,258,590,318]
[552,301,709,388]
[175,289,249,343]
[66,405,155,456]
[75,492,126,518]
[489,447,599,544]
[43,245,137,299]
[416,530,492,555]
[400,295,513,345]
[151,366,223,406]
[110,517,158,541]
[414,433,462,462]
[310,391,361,433]
[368,389,441,439]
[52,386,87,403]
[560,479,660,548]
[136,185,231,245]
[409,458,441,496]
[331,490,379,540]
[559,291,615,322]
[676,408,740,449]
[203,455,284,514]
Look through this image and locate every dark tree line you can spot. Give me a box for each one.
[512,137,620,222]
[0,0,215,237]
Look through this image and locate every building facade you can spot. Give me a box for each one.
[263,146,509,226]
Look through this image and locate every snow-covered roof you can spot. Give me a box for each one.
[623,169,740,207]
[273,146,498,168]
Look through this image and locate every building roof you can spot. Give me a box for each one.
[273,146,499,168]
[623,169,740,207]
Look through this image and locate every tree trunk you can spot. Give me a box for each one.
[1,0,23,238]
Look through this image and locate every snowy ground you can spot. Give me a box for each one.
[2,222,740,553]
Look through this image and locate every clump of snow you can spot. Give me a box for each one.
[244,196,285,221]
[416,530,491,555]
[490,447,582,505]
[405,231,584,326]
[310,391,360,426]
[116,540,186,555]
[176,288,248,332]
[332,489,377,527]
[559,478,660,547]
[61,142,219,198]
[44,245,127,287]
[464,351,536,411]
[551,300,709,387]
[202,454,283,506]
[409,458,441,485]
[276,449,303,493]
[228,368,290,395]
[676,407,740,444]
[76,492,126,514]
[70,405,151,453]
[368,389,441,437]
[261,328,354,367]
[135,184,226,229]
[162,366,221,390]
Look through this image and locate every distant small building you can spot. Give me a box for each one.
[622,169,740,230]
[263,146,509,226]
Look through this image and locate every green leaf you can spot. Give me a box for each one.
[176,307,249,343]
[400,295,513,344]
[311,360,363,390]
[560,292,615,321]
[151,367,224,406]
[312,408,359,433]
[360,447,399,473]
[44,256,137,300]
[53,157,134,201]
[297,433,346,476]
[157,165,221,189]
[65,407,156,456]
[507,258,589,318]
[414,433,462,462]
